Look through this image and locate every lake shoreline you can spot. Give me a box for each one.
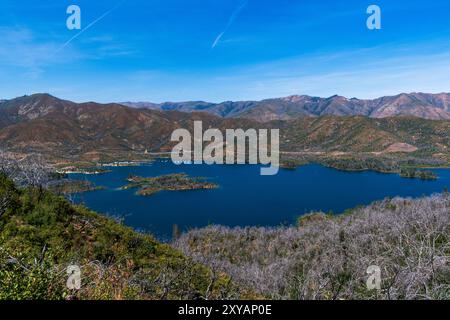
[69,160,450,239]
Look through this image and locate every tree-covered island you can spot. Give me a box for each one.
[121,173,218,196]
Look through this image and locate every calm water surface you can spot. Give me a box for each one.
[71,160,450,239]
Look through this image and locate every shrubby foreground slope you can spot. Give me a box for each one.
[0,166,448,300]
[175,194,450,300]
[0,174,252,300]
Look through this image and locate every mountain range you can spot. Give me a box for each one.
[122,92,450,122]
[0,93,449,162]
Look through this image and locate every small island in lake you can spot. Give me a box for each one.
[399,168,438,180]
[50,180,105,194]
[121,173,219,196]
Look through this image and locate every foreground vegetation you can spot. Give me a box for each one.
[0,173,252,300]
[175,194,450,300]
[0,154,448,300]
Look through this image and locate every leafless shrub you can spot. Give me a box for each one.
[174,194,450,300]
[0,152,54,188]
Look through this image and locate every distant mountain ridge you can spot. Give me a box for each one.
[0,93,449,162]
[122,92,450,121]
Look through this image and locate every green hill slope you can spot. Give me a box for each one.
[0,173,253,300]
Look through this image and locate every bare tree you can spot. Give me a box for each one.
[174,193,450,300]
[0,151,54,188]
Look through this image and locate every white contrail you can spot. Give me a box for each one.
[211,0,248,49]
[56,1,125,53]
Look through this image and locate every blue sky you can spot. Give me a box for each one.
[1,0,450,103]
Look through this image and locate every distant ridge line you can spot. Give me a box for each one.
[120,92,450,121]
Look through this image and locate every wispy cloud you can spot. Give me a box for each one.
[0,28,55,67]
[211,0,248,49]
[0,27,82,80]
[55,1,125,54]
[204,43,450,101]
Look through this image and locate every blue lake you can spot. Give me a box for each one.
[71,160,450,240]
